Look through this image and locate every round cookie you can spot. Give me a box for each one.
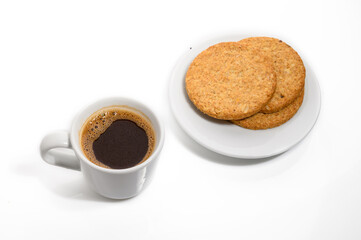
[231,89,304,130]
[185,42,277,120]
[239,37,305,113]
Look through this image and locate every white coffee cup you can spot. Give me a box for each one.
[40,97,165,199]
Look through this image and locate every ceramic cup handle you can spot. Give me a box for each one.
[40,131,80,171]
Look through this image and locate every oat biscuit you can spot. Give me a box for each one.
[240,37,305,113]
[185,42,277,120]
[231,89,304,130]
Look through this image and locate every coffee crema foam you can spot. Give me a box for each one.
[80,106,155,169]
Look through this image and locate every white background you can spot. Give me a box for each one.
[1,0,360,239]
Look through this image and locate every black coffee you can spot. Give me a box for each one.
[80,106,155,169]
[93,120,148,169]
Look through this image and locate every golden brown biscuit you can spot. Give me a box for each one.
[231,89,304,130]
[185,42,277,120]
[240,37,305,113]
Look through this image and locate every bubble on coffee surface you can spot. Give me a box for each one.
[80,106,155,169]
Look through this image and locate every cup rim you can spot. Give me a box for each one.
[70,97,165,174]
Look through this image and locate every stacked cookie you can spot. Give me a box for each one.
[185,37,305,130]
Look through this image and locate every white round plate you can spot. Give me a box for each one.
[169,35,321,159]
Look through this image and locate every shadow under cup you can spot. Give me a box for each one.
[70,98,164,199]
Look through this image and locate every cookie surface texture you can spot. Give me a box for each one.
[240,37,305,113]
[185,42,276,120]
[231,89,304,130]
